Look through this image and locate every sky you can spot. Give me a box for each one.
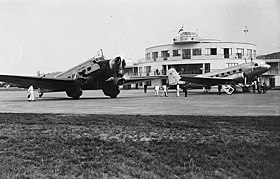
[0,0,279,75]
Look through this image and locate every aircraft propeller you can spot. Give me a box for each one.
[121,59,126,69]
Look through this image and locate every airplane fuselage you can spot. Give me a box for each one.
[39,56,125,98]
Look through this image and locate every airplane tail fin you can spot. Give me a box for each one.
[168,68,181,85]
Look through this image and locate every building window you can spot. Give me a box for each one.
[139,67,142,76]
[182,49,191,59]
[152,52,158,61]
[192,48,202,56]
[145,66,151,76]
[205,48,210,55]
[253,50,256,59]
[226,63,238,68]
[211,48,217,55]
[205,48,217,55]
[236,48,244,58]
[205,63,210,73]
[161,50,170,60]
[146,53,151,60]
[173,49,181,57]
[223,48,232,58]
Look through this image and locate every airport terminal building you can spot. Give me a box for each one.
[257,52,280,88]
[125,31,263,88]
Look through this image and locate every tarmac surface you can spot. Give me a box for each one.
[0,88,279,116]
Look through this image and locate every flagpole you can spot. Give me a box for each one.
[244,26,248,43]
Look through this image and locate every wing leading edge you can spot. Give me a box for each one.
[180,75,234,86]
[122,75,167,86]
[0,74,76,91]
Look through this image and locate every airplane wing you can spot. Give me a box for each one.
[122,75,167,86]
[180,75,234,86]
[0,74,76,91]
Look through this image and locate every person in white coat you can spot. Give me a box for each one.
[154,83,160,96]
[176,83,180,97]
[27,85,35,102]
[161,84,168,97]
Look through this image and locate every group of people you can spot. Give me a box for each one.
[153,83,188,97]
[252,81,268,94]
[154,83,167,97]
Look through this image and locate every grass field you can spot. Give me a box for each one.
[0,113,279,178]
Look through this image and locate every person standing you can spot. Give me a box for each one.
[257,81,260,94]
[258,82,262,94]
[161,84,168,97]
[27,85,35,102]
[183,83,188,97]
[154,83,159,96]
[252,81,256,93]
[176,83,180,97]
[144,84,148,93]
[263,82,267,94]
[217,84,222,95]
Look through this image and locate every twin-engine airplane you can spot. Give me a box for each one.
[0,55,161,99]
[168,62,270,94]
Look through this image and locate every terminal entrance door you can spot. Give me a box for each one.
[269,78,275,88]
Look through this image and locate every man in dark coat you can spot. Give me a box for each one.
[183,83,188,97]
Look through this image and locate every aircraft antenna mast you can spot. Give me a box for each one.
[100,49,103,57]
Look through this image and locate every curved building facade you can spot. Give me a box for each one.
[126,32,258,87]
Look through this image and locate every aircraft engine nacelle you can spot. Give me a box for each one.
[102,81,120,98]
[66,86,83,99]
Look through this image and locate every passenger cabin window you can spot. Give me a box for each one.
[233,70,236,73]
[227,72,231,74]
[254,63,258,66]
[87,67,91,71]
[239,69,242,72]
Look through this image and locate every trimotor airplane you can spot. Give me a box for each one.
[0,55,163,99]
[168,61,271,94]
